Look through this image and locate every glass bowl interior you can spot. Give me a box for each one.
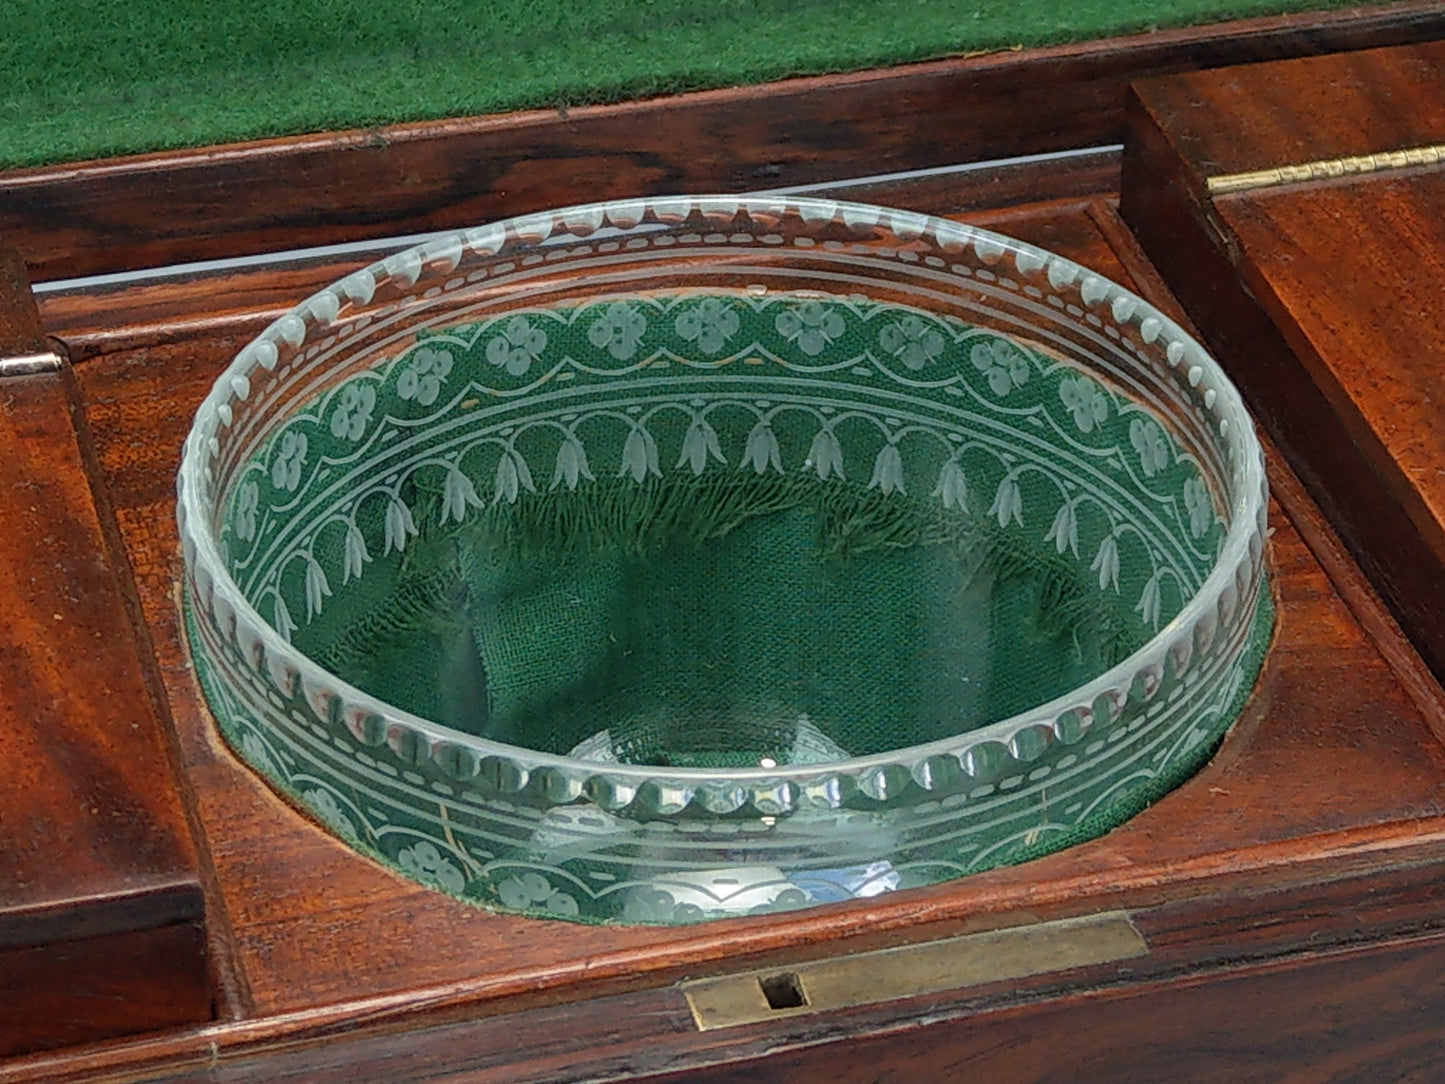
[179,196,1271,925]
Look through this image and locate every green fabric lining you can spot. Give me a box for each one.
[4,0,1373,169]
[457,493,1130,764]
[306,472,1143,766]
[268,291,1220,771]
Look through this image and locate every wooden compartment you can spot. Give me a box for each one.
[8,9,1445,1079]
[1123,40,1445,682]
[0,254,209,1058]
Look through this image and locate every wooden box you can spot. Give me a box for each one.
[7,8,1445,1080]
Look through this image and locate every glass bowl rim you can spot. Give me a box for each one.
[177,193,1268,789]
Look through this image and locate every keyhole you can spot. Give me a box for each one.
[758,971,807,1010]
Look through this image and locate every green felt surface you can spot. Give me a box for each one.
[4,0,1361,170]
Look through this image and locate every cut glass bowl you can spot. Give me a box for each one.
[178,196,1272,925]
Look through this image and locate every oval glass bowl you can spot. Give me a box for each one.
[179,196,1272,926]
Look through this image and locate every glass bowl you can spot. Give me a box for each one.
[178,196,1272,925]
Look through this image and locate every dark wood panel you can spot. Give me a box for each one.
[655,930,1445,1084]
[0,249,46,357]
[0,921,209,1060]
[1121,42,1445,684]
[0,364,211,1054]
[0,254,210,1055]
[33,150,1122,365]
[5,3,1444,282]
[14,844,1445,1083]
[0,375,198,915]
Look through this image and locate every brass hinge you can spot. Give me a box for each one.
[1207,142,1445,196]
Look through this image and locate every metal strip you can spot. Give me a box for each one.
[680,910,1147,1030]
[0,351,64,377]
[1207,142,1445,196]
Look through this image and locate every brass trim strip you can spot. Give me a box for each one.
[680,910,1147,1030]
[1207,143,1445,195]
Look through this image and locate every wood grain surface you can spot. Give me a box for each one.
[0,249,47,359]
[5,3,1445,283]
[0,922,208,1064]
[16,863,1445,1084]
[648,928,1445,1084]
[0,352,210,1054]
[56,194,1445,1037]
[29,149,1122,367]
[1122,41,1445,683]
[6,113,1445,1077]
[1128,38,1445,185]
